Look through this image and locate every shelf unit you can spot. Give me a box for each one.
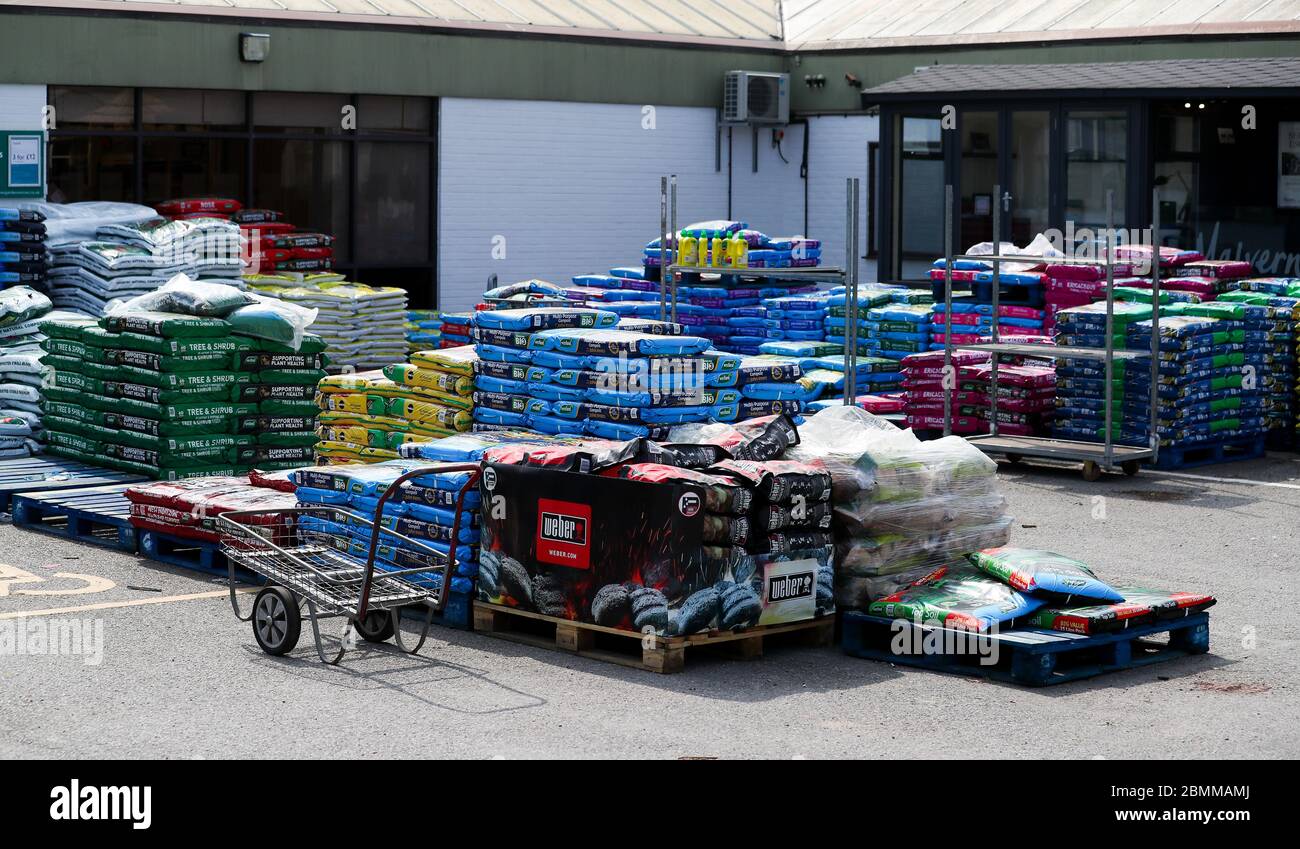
[940,184,1165,478]
[659,176,863,406]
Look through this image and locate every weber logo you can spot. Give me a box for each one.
[50,779,151,830]
[767,572,814,602]
[536,498,592,569]
[541,512,587,545]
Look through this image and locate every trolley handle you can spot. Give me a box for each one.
[357,462,482,620]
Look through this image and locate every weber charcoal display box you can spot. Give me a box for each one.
[477,462,832,635]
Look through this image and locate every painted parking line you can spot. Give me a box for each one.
[0,588,254,620]
[1147,470,1300,490]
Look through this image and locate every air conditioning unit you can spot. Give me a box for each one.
[723,70,789,125]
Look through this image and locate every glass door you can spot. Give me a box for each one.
[1005,110,1053,246]
[894,114,945,280]
[959,111,999,252]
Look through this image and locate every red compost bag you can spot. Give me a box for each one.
[156,197,242,216]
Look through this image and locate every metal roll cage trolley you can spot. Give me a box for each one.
[220,464,481,664]
[660,175,865,406]
[941,185,1164,480]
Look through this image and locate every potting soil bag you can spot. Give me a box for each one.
[383,363,474,396]
[473,306,618,331]
[968,547,1124,602]
[732,355,802,385]
[102,310,230,338]
[869,563,1044,631]
[530,327,709,357]
[0,286,52,327]
[1113,586,1216,619]
[1024,598,1156,634]
[106,275,254,317]
[227,296,317,350]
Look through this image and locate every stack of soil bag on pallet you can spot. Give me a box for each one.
[929,302,1050,349]
[862,302,934,361]
[244,277,409,370]
[125,474,298,543]
[784,406,1013,611]
[899,349,990,434]
[405,309,442,352]
[1050,301,1152,443]
[44,216,243,315]
[472,305,725,439]
[1,286,59,457]
[39,277,321,479]
[867,546,1215,635]
[1216,290,1299,443]
[313,346,477,464]
[292,460,481,595]
[762,291,830,346]
[2,207,49,291]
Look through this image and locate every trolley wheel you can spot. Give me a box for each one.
[1121,460,1141,476]
[355,610,395,643]
[1005,453,1024,465]
[252,587,301,656]
[1081,461,1103,482]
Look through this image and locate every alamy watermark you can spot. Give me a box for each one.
[0,617,104,666]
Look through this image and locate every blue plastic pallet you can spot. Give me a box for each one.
[138,530,261,582]
[10,483,139,553]
[1151,434,1266,470]
[0,456,147,513]
[398,589,475,630]
[841,611,1211,687]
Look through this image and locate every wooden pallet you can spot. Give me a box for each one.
[1151,434,1265,470]
[9,483,139,553]
[841,611,1211,686]
[0,456,147,513]
[473,601,834,673]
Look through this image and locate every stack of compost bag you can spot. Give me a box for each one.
[39,276,321,479]
[124,474,298,543]
[2,207,49,290]
[785,406,1013,611]
[1,286,58,457]
[472,305,726,439]
[313,345,477,464]
[292,459,481,596]
[899,349,990,433]
[43,216,244,315]
[1216,289,1299,441]
[868,547,1215,635]
[406,309,442,352]
[709,354,818,424]
[245,278,409,370]
[1050,301,1153,444]
[762,291,831,345]
[928,302,1049,350]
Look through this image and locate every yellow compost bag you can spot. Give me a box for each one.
[315,391,388,417]
[383,362,473,396]
[386,397,473,431]
[408,345,477,377]
[317,370,387,394]
[316,410,409,431]
[313,440,399,462]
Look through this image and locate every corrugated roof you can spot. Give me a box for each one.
[5,0,1300,47]
[784,0,1300,48]
[862,56,1300,96]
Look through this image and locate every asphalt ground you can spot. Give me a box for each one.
[1,454,1296,759]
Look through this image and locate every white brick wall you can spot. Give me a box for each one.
[437,99,878,309]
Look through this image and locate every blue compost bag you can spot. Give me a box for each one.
[968,547,1124,603]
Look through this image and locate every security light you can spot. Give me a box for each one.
[240,32,271,63]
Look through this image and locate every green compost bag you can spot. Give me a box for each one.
[967,547,1124,603]
[235,413,316,434]
[53,371,104,395]
[236,383,316,405]
[40,316,98,340]
[44,430,102,456]
[88,363,251,393]
[867,564,1044,632]
[253,430,320,448]
[41,354,85,375]
[101,311,231,339]
[103,347,235,372]
[41,400,95,425]
[254,368,327,386]
[102,379,242,405]
[235,351,328,371]
[258,398,321,417]
[78,326,123,348]
[239,445,316,466]
[41,337,90,360]
[111,331,252,358]
[251,334,328,355]
[101,437,251,469]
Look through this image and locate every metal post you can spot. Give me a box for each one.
[850,177,860,405]
[669,174,678,324]
[943,184,953,436]
[658,176,668,321]
[844,178,855,405]
[1103,190,1115,468]
[989,183,1001,438]
[1150,190,1162,464]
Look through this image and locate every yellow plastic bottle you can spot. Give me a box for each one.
[729,236,748,268]
[711,237,726,268]
[679,235,698,267]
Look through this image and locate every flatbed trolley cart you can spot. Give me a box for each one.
[219,464,481,664]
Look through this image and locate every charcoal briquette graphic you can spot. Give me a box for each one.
[498,555,534,609]
[630,586,670,632]
[532,572,568,618]
[477,549,502,600]
[591,583,631,626]
[673,586,721,635]
[720,583,762,630]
